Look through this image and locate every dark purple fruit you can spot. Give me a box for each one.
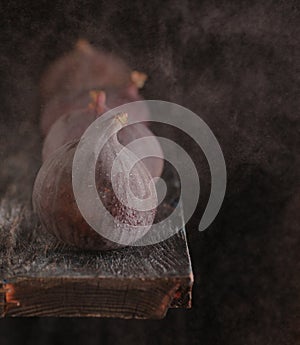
[33,114,158,250]
[42,91,164,178]
[40,40,149,136]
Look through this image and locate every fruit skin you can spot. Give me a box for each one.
[33,141,116,251]
[40,82,149,137]
[40,40,149,136]
[42,89,164,178]
[42,90,108,161]
[40,39,132,104]
[117,123,164,179]
[33,117,158,251]
[42,107,164,179]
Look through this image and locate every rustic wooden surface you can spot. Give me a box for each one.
[0,114,193,318]
[1,0,299,343]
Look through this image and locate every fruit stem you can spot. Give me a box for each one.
[115,112,128,126]
[131,71,148,89]
[88,90,106,114]
[75,39,94,55]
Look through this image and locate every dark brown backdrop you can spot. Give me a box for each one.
[0,0,299,344]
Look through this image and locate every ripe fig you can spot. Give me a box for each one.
[40,81,150,137]
[42,91,164,178]
[40,40,149,135]
[40,39,131,103]
[33,113,158,250]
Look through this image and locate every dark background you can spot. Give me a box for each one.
[1,0,299,344]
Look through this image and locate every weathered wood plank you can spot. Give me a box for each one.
[2,276,191,318]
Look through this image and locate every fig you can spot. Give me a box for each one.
[40,82,150,137]
[40,40,149,136]
[33,113,158,250]
[42,91,164,178]
[40,39,131,103]
[42,90,107,160]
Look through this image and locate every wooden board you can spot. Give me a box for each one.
[0,120,193,319]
